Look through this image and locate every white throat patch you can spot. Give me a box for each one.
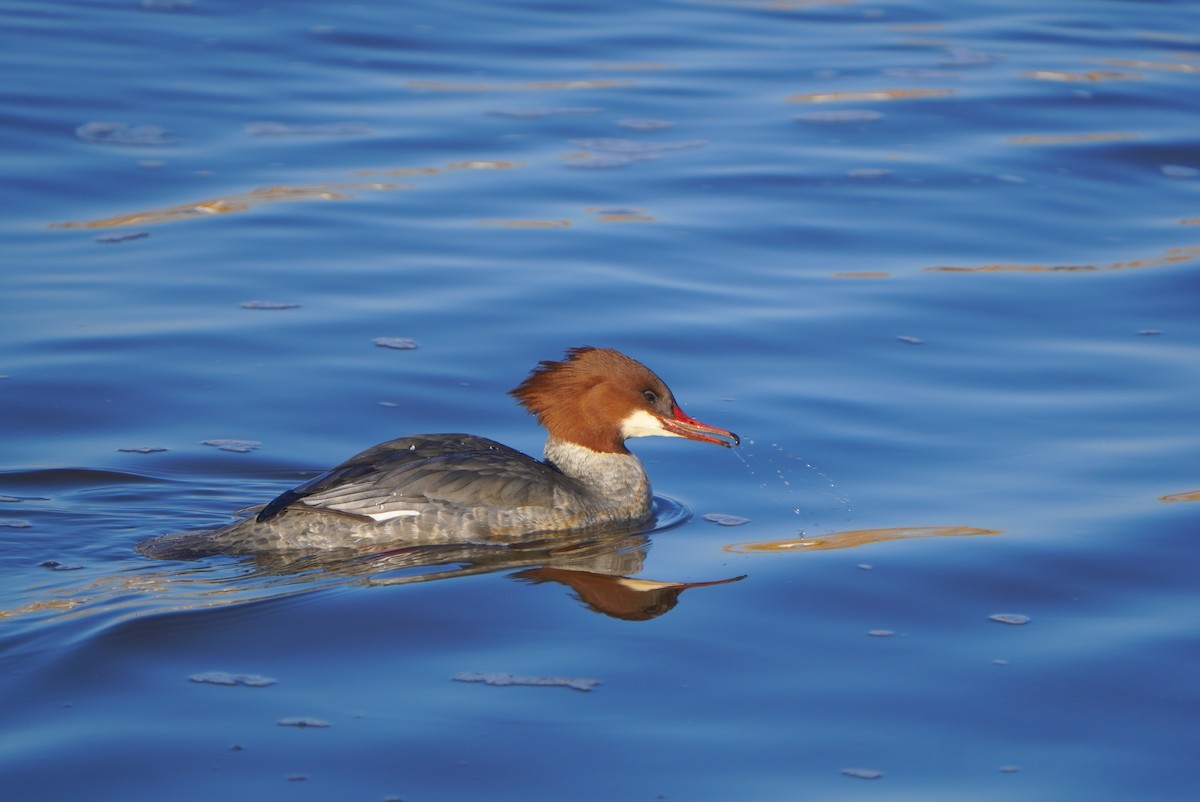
[619,408,678,440]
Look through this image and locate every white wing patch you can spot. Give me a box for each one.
[366,510,421,522]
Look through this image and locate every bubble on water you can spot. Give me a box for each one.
[989,613,1030,625]
[118,446,168,454]
[897,335,924,345]
[996,174,1027,184]
[286,775,309,782]
[703,513,749,526]
[374,337,419,350]
[202,439,261,453]
[240,300,301,310]
[841,768,883,780]
[857,563,873,570]
[278,717,330,728]
[867,629,894,637]
[75,121,176,146]
[190,671,277,687]
[1138,329,1162,336]
[1000,765,1020,773]
[992,659,1010,666]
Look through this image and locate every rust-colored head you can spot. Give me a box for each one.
[510,347,739,454]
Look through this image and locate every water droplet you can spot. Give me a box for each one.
[867,629,894,637]
[989,613,1030,625]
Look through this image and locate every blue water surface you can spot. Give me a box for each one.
[2,0,1199,800]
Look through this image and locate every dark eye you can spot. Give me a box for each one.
[642,389,658,405]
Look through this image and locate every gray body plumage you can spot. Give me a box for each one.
[138,433,653,557]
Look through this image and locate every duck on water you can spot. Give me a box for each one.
[137,347,739,558]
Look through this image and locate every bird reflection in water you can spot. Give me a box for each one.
[134,499,745,622]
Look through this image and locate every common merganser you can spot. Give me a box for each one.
[137,347,737,557]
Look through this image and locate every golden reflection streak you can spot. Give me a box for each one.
[788,88,955,103]
[405,79,633,92]
[1179,218,1200,226]
[925,246,1200,273]
[1159,489,1200,503]
[49,183,407,230]
[1007,131,1140,145]
[724,525,1000,554]
[1024,70,1142,82]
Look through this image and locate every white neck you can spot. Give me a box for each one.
[544,437,652,518]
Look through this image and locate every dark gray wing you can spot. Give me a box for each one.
[257,434,575,522]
